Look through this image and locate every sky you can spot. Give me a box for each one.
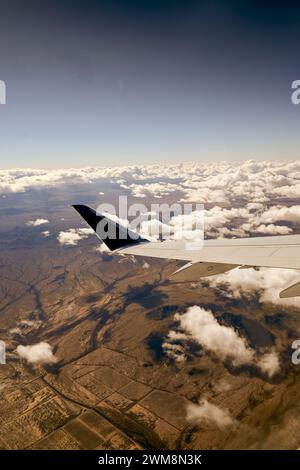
[0,0,300,168]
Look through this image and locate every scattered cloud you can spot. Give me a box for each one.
[16,342,57,365]
[9,327,22,335]
[257,352,281,378]
[26,218,49,227]
[95,243,110,253]
[10,319,41,335]
[57,227,94,246]
[213,380,232,393]
[210,267,300,306]
[41,230,50,237]
[187,399,234,430]
[5,162,300,306]
[164,306,280,376]
[173,306,254,366]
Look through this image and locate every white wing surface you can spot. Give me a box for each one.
[73,205,300,297]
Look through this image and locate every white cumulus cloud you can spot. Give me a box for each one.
[57,227,94,246]
[175,306,254,366]
[164,306,280,376]
[94,243,110,253]
[187,399,234,430]
[17,342,57,365]
[258,352,281,378]
[26,218,49,227]
[210,267,300,306]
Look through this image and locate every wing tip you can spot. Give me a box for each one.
[72,203,149,252]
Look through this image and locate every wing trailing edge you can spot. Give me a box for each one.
[280,281,300,298]
[170,261,237,281]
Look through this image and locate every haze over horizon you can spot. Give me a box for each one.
[1,0,300,167]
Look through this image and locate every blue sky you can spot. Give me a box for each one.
[1,0,300,168]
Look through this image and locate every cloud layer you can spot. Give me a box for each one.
[1,160,300,207]
[4,161,300,304]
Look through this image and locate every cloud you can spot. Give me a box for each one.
[140,218,172,240]
[5,161,300,269]
[164,306,280,376]
[137,209,204,242]
[127,182,179,198]
[10,319,42,335]
[16,342,57,365]
[213,380,232,393]
[255,205,300,224]
[0,161,298,210]
[162,336,187,363]
[95,243,110,253]
[174,306,254,366]
[26,218,49,227]
[187,399,234,429]
[57,227,94,246]
[210,267,300,306]
[257,352,280,377]
[41,230,50,237]
[9,327,22,335]
[251,223,292,235]
[3,160,300,239]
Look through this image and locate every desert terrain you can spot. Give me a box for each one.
[1,164,300,449]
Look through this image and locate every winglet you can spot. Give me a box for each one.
[72,204,149,252]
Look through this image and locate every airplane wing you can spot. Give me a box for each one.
[121,234,300,270]
[73,205,300,297]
